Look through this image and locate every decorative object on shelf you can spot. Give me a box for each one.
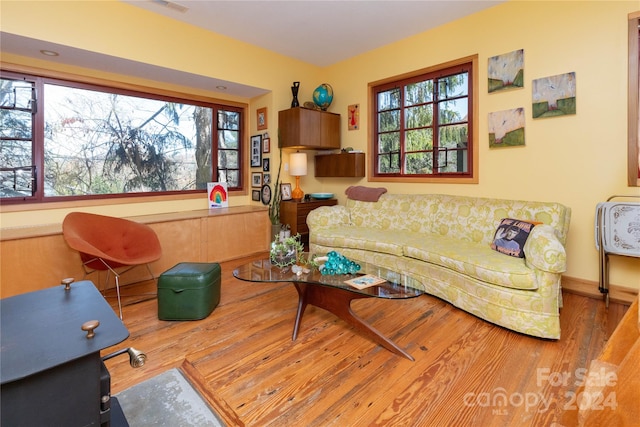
[290,152,307,201]
[303,101,320,111]
[257,107,268,130]
[312,83,334,111]
[291,82,300,108]
[309,192,334,200]
[270,233,304,268]
[281,183,292,201]
[207,182,228,208]
[316,251,361,275]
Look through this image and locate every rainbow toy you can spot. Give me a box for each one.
[207,182,228,208]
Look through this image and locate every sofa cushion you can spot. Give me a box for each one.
[310,226,414,257]
[346,195,440,233]
[403,235,538,290]
[490,218,540,258]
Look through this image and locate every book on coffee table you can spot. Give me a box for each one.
[344,274,386,289]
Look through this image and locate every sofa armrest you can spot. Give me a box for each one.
[307,205,350,230]
[523,224,567,273]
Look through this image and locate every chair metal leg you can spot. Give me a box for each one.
[114,274,123,320]
[103,267,123,319]
[80,258,156,319]
[596,206,610,307]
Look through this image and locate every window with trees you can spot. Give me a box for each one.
[0,71,243,203]
[372,59,476,181]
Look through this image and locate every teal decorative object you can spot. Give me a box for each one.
[312,83,334,111]
[320,251,360,275]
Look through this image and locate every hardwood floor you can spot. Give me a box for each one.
[103,253,630,426]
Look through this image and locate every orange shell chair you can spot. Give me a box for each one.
[63,212,162,319]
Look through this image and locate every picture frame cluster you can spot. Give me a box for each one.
[487,48,576,149]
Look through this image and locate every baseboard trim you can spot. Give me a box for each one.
[561,275,638,305]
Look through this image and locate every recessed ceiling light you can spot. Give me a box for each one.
[40,49,59,57]
[216,85,227,91]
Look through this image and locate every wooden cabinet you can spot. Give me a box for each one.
[278,107,340,150]
[315,152,365,177]
[0,207,270,297]
[280,199,338,245]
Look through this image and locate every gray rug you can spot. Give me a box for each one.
[116,368,224,426]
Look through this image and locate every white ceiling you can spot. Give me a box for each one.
[1,0,503,98]
[123,0,504,67]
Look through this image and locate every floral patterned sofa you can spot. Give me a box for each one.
[307,193,571,339]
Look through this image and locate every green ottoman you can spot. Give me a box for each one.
[157,262,221,320]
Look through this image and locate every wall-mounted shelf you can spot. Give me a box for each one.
[315,152,365,177]
[278,107,340,150]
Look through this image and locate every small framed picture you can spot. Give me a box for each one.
[263,173,271,185]
[281,183,292,201]
[257,107,267,130]
[262,158,270,172]
[251,189,261,201]
[250,135,262,167]
[261,184,272,205]
[251,172,262,188]
[263,137,270,153]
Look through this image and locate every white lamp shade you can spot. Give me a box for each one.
[289,152,308,176]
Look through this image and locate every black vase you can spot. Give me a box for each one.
[291,82,300,108]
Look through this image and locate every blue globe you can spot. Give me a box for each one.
[313,83,334,111]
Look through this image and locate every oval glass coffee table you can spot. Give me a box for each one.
[233,256,424,361]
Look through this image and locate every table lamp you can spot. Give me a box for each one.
[290,152,307,201]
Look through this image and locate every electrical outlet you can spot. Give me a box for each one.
[284,163,289,171]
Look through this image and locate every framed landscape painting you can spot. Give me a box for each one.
[488,49,524,93]
[532,72,576,119]
[488,108,525,148]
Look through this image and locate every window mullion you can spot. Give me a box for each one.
[433,77,440,174]
[400,87,406,174]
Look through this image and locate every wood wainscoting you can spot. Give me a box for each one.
[0,206,270,298]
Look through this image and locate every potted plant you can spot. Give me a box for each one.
[268,144,284,238]
[270,233,304,268]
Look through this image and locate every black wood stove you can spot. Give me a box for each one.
[1,280,134,426]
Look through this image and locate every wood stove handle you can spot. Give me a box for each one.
[61,277,74,290]
[81,320,100,339]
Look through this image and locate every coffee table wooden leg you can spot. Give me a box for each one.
[292,283,308,341]
[292,282,414,361]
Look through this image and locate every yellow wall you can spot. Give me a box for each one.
[321,0,640,292]
[1,0,639,290]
